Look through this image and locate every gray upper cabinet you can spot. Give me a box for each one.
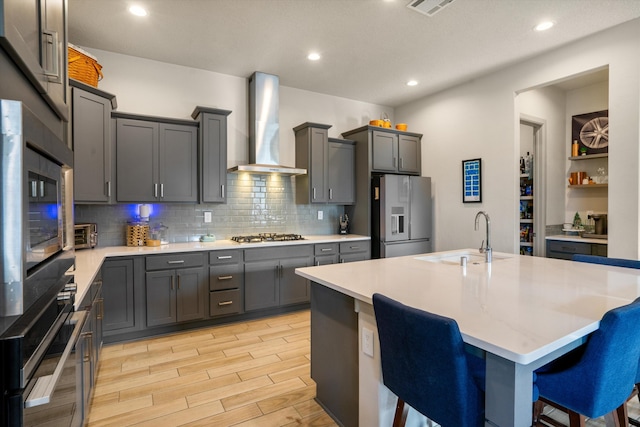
[115,114,198,202]
[191,106,231,203]
[0,0,69,120]
[328,138,356,204]
[398,134,421,174]
[370,130,421,174]
[71,81,117,203]
[294,123,355,205]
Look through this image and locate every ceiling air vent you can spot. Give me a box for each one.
[407,0,456,16]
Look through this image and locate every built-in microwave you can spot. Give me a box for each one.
[75,223,97,249]
[26,147,64,269]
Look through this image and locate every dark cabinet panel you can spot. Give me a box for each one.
[244,246,313,311]
[176,267,206,323]
[372,131,398,172]
[116,116,197,202]
[546,240,608,260]
[192,107,232,203]
[0,0,69,120]
[72,87,113,203]
[328,139,355,204]
[102,258,136,334]
[146,270,176,327]
[398,134,421,174]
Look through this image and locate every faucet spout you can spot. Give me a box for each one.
[474,211,492,263]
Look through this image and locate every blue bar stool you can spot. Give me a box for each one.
[372,293,486,427]
[535,298,640,427]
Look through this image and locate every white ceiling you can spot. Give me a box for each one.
[67,0,640,107]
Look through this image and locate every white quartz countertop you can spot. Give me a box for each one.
[72,234,369,310]
[546,234,608,244]
[296,249,640,364]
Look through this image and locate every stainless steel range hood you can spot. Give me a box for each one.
[228,72,306,175]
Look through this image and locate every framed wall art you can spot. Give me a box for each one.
[572,110,608,155]
[462,158,482,203]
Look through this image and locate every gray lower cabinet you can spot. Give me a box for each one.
[115,115,198,202]
[314,243,339,266]
[192,106,232,203]
[145,253,206,327]
[209,250,244,317]
[102,258,138,336]
[71,81,116,203]
[339,241,371,263]
[546,239,608,260]
[244,245,313,311]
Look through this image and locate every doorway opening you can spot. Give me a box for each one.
[519,117,546,256]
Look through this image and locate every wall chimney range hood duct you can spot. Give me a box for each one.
[228,72,306,175]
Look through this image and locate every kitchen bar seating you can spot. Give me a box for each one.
[534,298,640,427]
[372,293,486,427]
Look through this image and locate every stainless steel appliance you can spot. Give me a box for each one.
[230,233,305,243]
[75,223,98,249]
[584,213,608,239]
[371,174,432,258]
[1,99,75,426]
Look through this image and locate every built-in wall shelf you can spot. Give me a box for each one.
[568,153,608,161]
[568,184,608,189]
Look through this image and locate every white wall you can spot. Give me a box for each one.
[395,19,640,258]
[85,48,393,169]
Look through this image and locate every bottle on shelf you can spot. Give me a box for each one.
[572,140,579,157]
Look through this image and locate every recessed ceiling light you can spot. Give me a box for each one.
[406,80,418,87]
[129,5,148,17]
[534,21,554,32]
[307,53,321,61]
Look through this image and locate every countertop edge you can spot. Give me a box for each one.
[545,234,608,244]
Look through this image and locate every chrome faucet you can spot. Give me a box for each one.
[474,211,492,263]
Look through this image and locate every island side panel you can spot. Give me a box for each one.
[310,282,359,427]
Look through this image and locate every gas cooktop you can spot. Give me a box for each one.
[230,233,305,243]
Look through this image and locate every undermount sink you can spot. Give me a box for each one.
[415,250,512,265]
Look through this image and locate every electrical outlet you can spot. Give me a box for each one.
[362,327,374,357]
[317,210,324,220]
[204,211,212,223]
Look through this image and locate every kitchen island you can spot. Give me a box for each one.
[296,249,640,427]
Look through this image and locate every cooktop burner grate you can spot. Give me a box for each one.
[230,233,305,243]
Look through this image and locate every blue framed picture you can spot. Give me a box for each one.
[462,158,482,203]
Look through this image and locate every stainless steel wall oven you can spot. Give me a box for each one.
[1,99,76,426]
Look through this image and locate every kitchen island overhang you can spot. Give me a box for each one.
[296,249,640,427]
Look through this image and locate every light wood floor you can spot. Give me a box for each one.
[88,309,640,427]
[87,310,338,427]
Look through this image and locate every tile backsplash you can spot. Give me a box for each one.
[75,174,345,247]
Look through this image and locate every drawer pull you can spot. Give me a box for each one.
[218,301,233,306]
[217,255,233,260]
[321,248,333,252]
[350,246,360,250]
[218,275,233,280]
[167,260,185,264]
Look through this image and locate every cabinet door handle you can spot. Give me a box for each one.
[176,275,180,290]
[400,158,404,169]
[340,259,345,263]
[393,157,397,168]
[170,276,174,290]
[154,183,158,198]
[218,301,233,306]
[321,248,332,252]
[350,246,360,250]
[97,298,104,320]
[106,181,111,197]
[221,184,225,198]
[31,181,38,198]
[160,183,164,198]
[217,275,233,280]
[82,332,93,363]
[39,180,45,198]
[316,261,320,266]
[217,255,232,260]
[42,30,59,80]
[329,188,333,200]
[312,188,316,200]
[167,260,185,264]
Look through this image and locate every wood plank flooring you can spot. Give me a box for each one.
[88,309,640,427]
[87,310,338,427]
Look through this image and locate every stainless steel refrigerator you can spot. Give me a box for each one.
[372,174,432,258]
